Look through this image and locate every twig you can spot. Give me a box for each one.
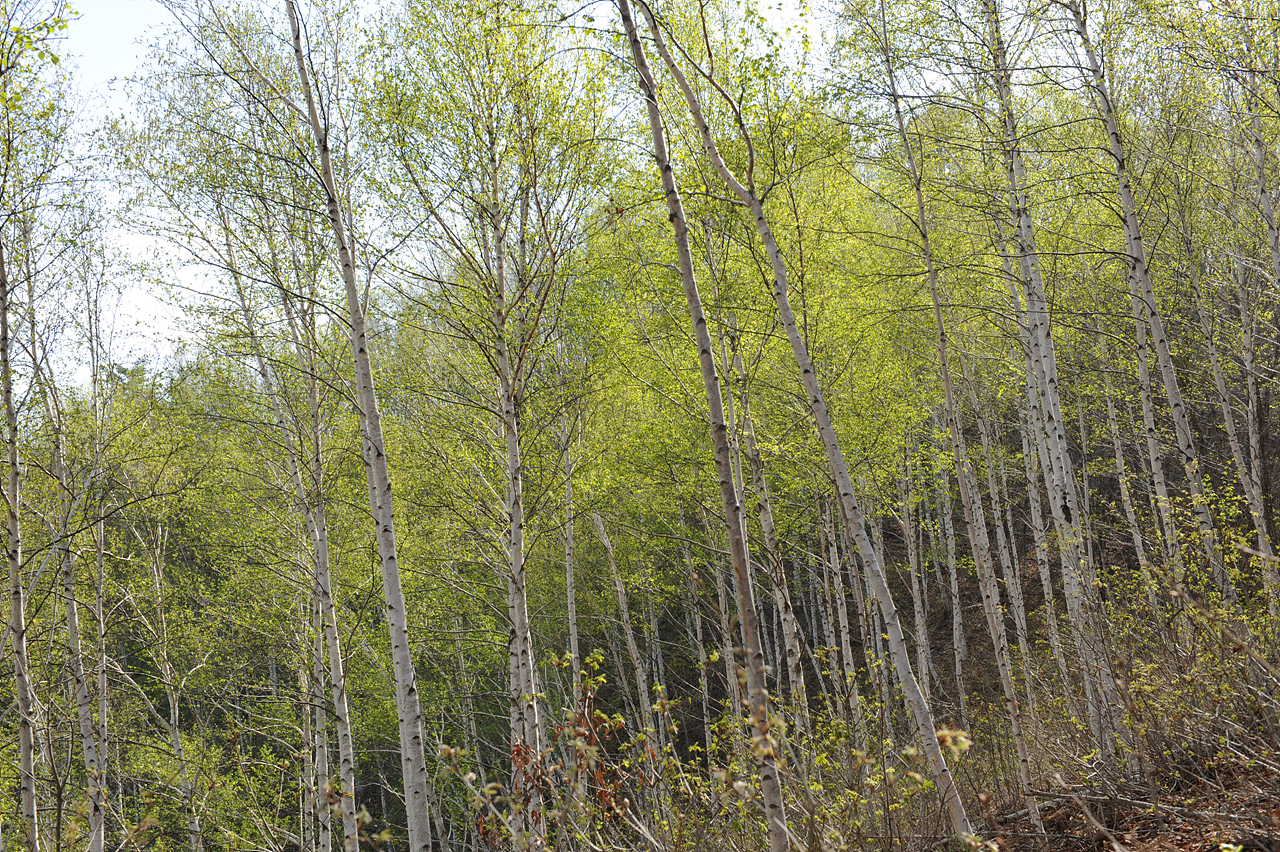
[1026,790,1268,828]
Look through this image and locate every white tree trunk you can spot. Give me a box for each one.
[728,318,810,731]
[634,5,971,832]
[234,253,361,851]
[936,467,969,729]
[888,60,1039,818]
[1066,0,1232,604]
[615,6,789,843]
[1017,405,1072,693]
[283,7,433,850]
[1104,391,1162,619]
[684,547,715,765]
[593,514,654,737]
[50,442,105,852]
[562,407,580,691]
[2,244,37,852]
[312,611,333,852]
[977,411,1033,700]
[897,474,934,707]
[1192,271,1273,566]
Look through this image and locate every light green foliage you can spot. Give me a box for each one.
[4,0,1280,848]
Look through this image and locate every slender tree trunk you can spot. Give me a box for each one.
[89,306,111,852]
[887,52,1038,820]
[936,467,969,729]
[1008,273,1112,749]
[593,515,654,737]
[139,525,203,852]
[823,501,861,719]
[1066,0,1232,604]
[1105,391,1162,619]
[1235,262,1280,614]
[728,318,809,731]
[490,174,542,822]
[1127,291,1183,580]
[453,614,485,786]
[234,251,360,852]
[898,473,933,707]
[1018,405,1072,693]
[31,267,106,849]
[684,547,714,766]
[615,6,788,842]
[303,659,316,852]
[648,600,671,750]
[842,522,876,697]
[94,516,110,846]
[987,0,1119,753]
[2,243,37,852]
[1192,269,1273,566]
[51,437,105,852]
[980,415,1033,702]
[1243,70,1280,298]
[313,610,332,852]
[633,4,971,833]
[284,6,432,848]
[562,407,580,692]
[714,550,744,726]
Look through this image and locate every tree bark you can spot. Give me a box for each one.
[1065,0,1232,604]
[2,242,37,852]
[614,4,789,844]
[885,47,1039,820]
[233,244,360,851]
[684,546,714,766]
[823,500,861,719]
[284,5,432,849]
[593,514,655,737]
[728,316,810,731]
[897,474,934,707]
[631,1,972,832]
[935,465,969,729]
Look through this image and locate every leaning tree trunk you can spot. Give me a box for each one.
[1016,402,1072,694]
[823,501,861,720]
[290,326,361,852]
[593,515,655,739]
[1191,266,1274,570]
[684,546,715,765]
[1126,283,1184,581]
[1066,0,1232,605]
[898,474,934,707]
[975,407,1033,697]
[561,400,581,692]
[885,47,1040,826]
[935,465,969,729]
[230,238,361,851]
[1104,391,1163,619]
[1002,249,1113,748]
[727,315,810,732]
[634,2,972,833]
[48,430,106,852]
[233,235,362,851]
[615,3,789,845]
[283,5,432,849]
[986,0,1120,755]
[1234,261,1280,614]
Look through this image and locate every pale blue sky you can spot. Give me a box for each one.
[63,1,186,367]
[64,0,172,110]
